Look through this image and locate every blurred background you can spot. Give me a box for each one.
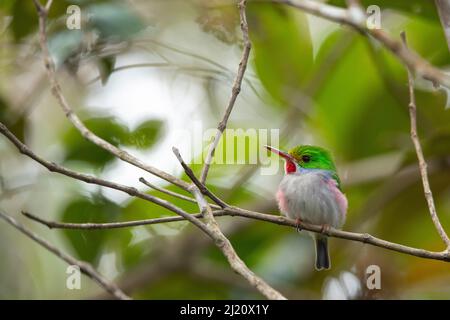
[0,0,450,299]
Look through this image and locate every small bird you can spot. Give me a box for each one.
[265,145,347,270]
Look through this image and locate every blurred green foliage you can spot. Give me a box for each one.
[247,3,313,106]
[0,0,450,300]
[62,193,121,263]
[63,117,163,168]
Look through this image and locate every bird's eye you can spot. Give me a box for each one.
[302,155,311,163]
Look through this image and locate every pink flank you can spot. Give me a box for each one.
[276,189,288,213]
[327,179,348,217]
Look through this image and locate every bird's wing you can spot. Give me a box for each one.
[320,170,342,191]
[331,172,342,191]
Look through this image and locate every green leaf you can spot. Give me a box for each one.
[63,117,163,167]
[10,1,37,42]
[403,17,450,67]
[63,117,129,168]
[8,0,73,42]
[61,194,121,264]
[313,35,409,160]
[247,3,313,107]
[122,184,198,222]
[0,95,25,141]
[328,0,438,21]
[0,0,14,11]
[195,3,239,44]
[86,2,145,40]
[97,56,116,86]
[124,120,163,149]
[48,30,83,68]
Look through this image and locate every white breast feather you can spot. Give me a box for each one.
[278,171,345,228]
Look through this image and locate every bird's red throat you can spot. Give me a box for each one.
[285,160,296,174]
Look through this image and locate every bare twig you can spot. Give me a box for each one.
[32,0,190,191]
[435,0,450,53]
[172,148,228,208]
[225,206,450,262]
[200,0,252,183]
[87,62,236,85]
[1,120,287,299]
[401,32,450,249]
[29,0,284,301]
[0,121,209,235]
[173,148,287,300]
[139,177,222,210]
[4,110,450,266]
[22,210,228,229]
[17,0,450,302]
[272,0,450,88]
[94,220,253,299]
[0,209,130,300]
[23,204,450,263]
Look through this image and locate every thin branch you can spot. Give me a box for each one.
[401,32,450,249]
[142,39,233,73]
[18,0,450,301]
[44,0,53,11]
[172,147,228,208]
[0,118,287,299]
[200,0,252,183]
[0,209,130,300]
[24,203,450,263]
[87,62,235,85]
[32,0,190,191]
[139,177,222,210]
[273,0,450,88]
[0,121,210,235]
[22,210,228,230]
[173,148,287,300]
[0,184,33,201]
[132,38,262,99]
[435,0,450,53]
[225,206,450,262]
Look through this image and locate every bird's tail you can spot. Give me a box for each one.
[314,236,330,270]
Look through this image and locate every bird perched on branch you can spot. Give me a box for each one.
[265,145,347,270]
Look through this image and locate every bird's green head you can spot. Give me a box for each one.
[288,145,337,171]
[265,144,337,173]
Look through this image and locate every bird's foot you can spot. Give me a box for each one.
[320,224,331,235]
[295,218,303,233]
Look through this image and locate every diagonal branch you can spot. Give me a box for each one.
[435,0,450,53]
[0,120,289,301]
[139,177,222,210]
[17,1,450,301]
[173,148,286,300]
[0,209,130,300]
[172,147,228,208]
[0,120,286,299]
[273,0,450,88]
[31,0,190,191]
[0,121,209,235]
[200,0,252,183]
[401,32,450,249]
